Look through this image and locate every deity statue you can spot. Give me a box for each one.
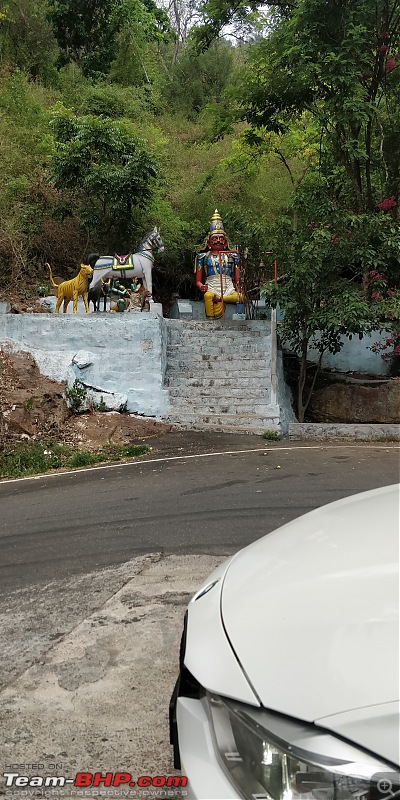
[128,279,142,312]
[195,209,241,319]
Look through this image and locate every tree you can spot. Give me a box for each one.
[47,0,118,74]
[162,40,234,116]
[50,107,158,249]
[159,0,201,63]
[47,0,170,77]
[0,0,58,78]
[262,204,381,422]
[192,0,290,52]
[230,0,400,212]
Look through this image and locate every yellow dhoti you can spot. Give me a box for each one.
[204,290,240,319]
[203,275,242,319]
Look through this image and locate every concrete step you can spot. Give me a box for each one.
[169,402,272,415]
[165,369,271,389]
[164,376,271,389]
[167,350,266,366]
[167,342,270,355]
[167,342,269,354]
[166,366,268,378]
[167,324,269,335]
[167,333,269,346]
[165,411,279,434]
[168,387,270,400]
[167,331,269,341]
[167,320,271,333]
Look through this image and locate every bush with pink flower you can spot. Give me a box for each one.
[377,196,397,212]
[366,271,400,374]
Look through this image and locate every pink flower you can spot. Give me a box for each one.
[394,345,400,356]
[377,196,397,211]
[386,57,396,72]
[371,292,381,300]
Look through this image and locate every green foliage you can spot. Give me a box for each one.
[261,201,387,420]
[117,444,151,457]
[0,71,54,199]
[162,42,234,118]
[65,379,87,412]
[23,398,34,412]
[47,0,121,76]
[49,107,158,248]
[365,270,400,376]
[0,0,58,80]
[262,430,281,440]
[0,70,59,283]
[56,69,161,120]
[67,450,105,467]
[83,87,128,119]
[235,0,400,212]
[47,0,170,77]
[0,441,66,477]
[0,440,151,478]
[0,0,399,323]
[191,0,276,52]
[37,283,52,297]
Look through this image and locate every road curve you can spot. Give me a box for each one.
[0,443,398,596]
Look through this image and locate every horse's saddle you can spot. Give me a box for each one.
[112,253,133,270]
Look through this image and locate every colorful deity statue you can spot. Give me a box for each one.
[194,210,242,319]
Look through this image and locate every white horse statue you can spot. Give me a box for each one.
[89,227,164,299]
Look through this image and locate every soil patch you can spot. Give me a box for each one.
[0,350,174,457]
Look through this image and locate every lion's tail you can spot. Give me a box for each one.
[45,262,58,288]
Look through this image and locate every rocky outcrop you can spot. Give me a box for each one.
[309,378,400,423]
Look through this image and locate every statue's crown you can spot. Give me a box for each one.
[209,209,225,235]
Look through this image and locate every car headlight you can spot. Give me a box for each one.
[207,693,397,800]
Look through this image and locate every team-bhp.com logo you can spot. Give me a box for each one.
[3,773,187,790]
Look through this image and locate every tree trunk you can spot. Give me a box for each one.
[365,119,373,211]
[297,340,308,422]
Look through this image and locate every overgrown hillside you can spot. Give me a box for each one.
[0,0,298,306]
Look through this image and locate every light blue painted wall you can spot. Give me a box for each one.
[0,311,169,416]
[306,330,390,376]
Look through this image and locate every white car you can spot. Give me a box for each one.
[170,484,400,800]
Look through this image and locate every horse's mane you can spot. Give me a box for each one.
[138,230,156,248]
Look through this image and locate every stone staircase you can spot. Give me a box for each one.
[164,319,280,433]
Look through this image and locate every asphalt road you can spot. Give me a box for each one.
[1,440,399,596]
[0,438,399,794]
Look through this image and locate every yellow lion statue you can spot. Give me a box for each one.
[46,263,94,313]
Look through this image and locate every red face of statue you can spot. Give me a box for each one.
[209,232,227,252]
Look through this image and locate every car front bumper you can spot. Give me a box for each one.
[176,694,241,800]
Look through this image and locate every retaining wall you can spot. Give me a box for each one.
[306,330,390,376]
[0,312,169,417]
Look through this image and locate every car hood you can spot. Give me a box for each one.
[221,484,400,724]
